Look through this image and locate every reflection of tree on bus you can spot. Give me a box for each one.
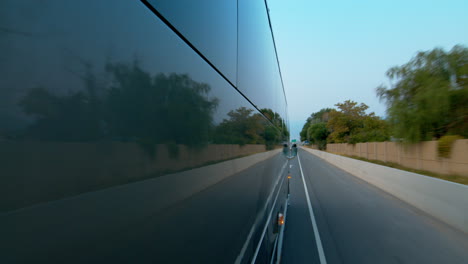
[18,60,287,152]
[18,61,219,150]
[213,107,285,149]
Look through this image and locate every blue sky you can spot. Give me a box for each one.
[267,0,468,140]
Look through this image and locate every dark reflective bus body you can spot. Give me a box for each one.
[0,1,289,263]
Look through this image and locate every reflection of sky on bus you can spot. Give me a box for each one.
[0,1,243,128]
[1,1,288,130]
[267,0,468,140]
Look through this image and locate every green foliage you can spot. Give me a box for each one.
[18,60,287,152]
[264,125,282,150]
[302,104,387,145]
[300,108,332,141]
[214,107,262,145]
[307,122,329,150]
[309,108,333,124]
[377,45,468,142]
[437,135,463,158]
[327,100,389,144]
[19,61,219,149]
[300,122,310,142]
[348,116,390,143]
[213,107,283,149]
[260,108,289,141]
[105,62,218,147]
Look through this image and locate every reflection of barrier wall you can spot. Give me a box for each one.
[0,149,284,261]
[326,140,468,177]
[0,143,266,211]
[302,148,468,233]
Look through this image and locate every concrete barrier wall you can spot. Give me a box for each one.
[302,148,468,233]
[327,140,468,177]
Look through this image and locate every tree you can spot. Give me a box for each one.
[309,108,333,124]
[327,100,389,144]
[307,122,329,149]
[348,115,390,143]
[300,122,310,142]
[377,45,468,142]
[213,107,283,149]
[300,108,332,141]
[19,61,219,148]
[260,108,289,141]
[105,62,219,147]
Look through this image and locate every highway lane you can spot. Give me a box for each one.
[282,148,468,264]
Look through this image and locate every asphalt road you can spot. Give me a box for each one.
[282,148,468,264]
[3,148,467,264]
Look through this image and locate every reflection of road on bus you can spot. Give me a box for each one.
[282,148,468,264]
[0,152,287,263]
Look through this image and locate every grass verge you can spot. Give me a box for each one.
[341,154,468,185]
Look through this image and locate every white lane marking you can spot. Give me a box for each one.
[269,234,279,264]
[250,168,287,264]
[235,162,287,264]
[298,152,327,264]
